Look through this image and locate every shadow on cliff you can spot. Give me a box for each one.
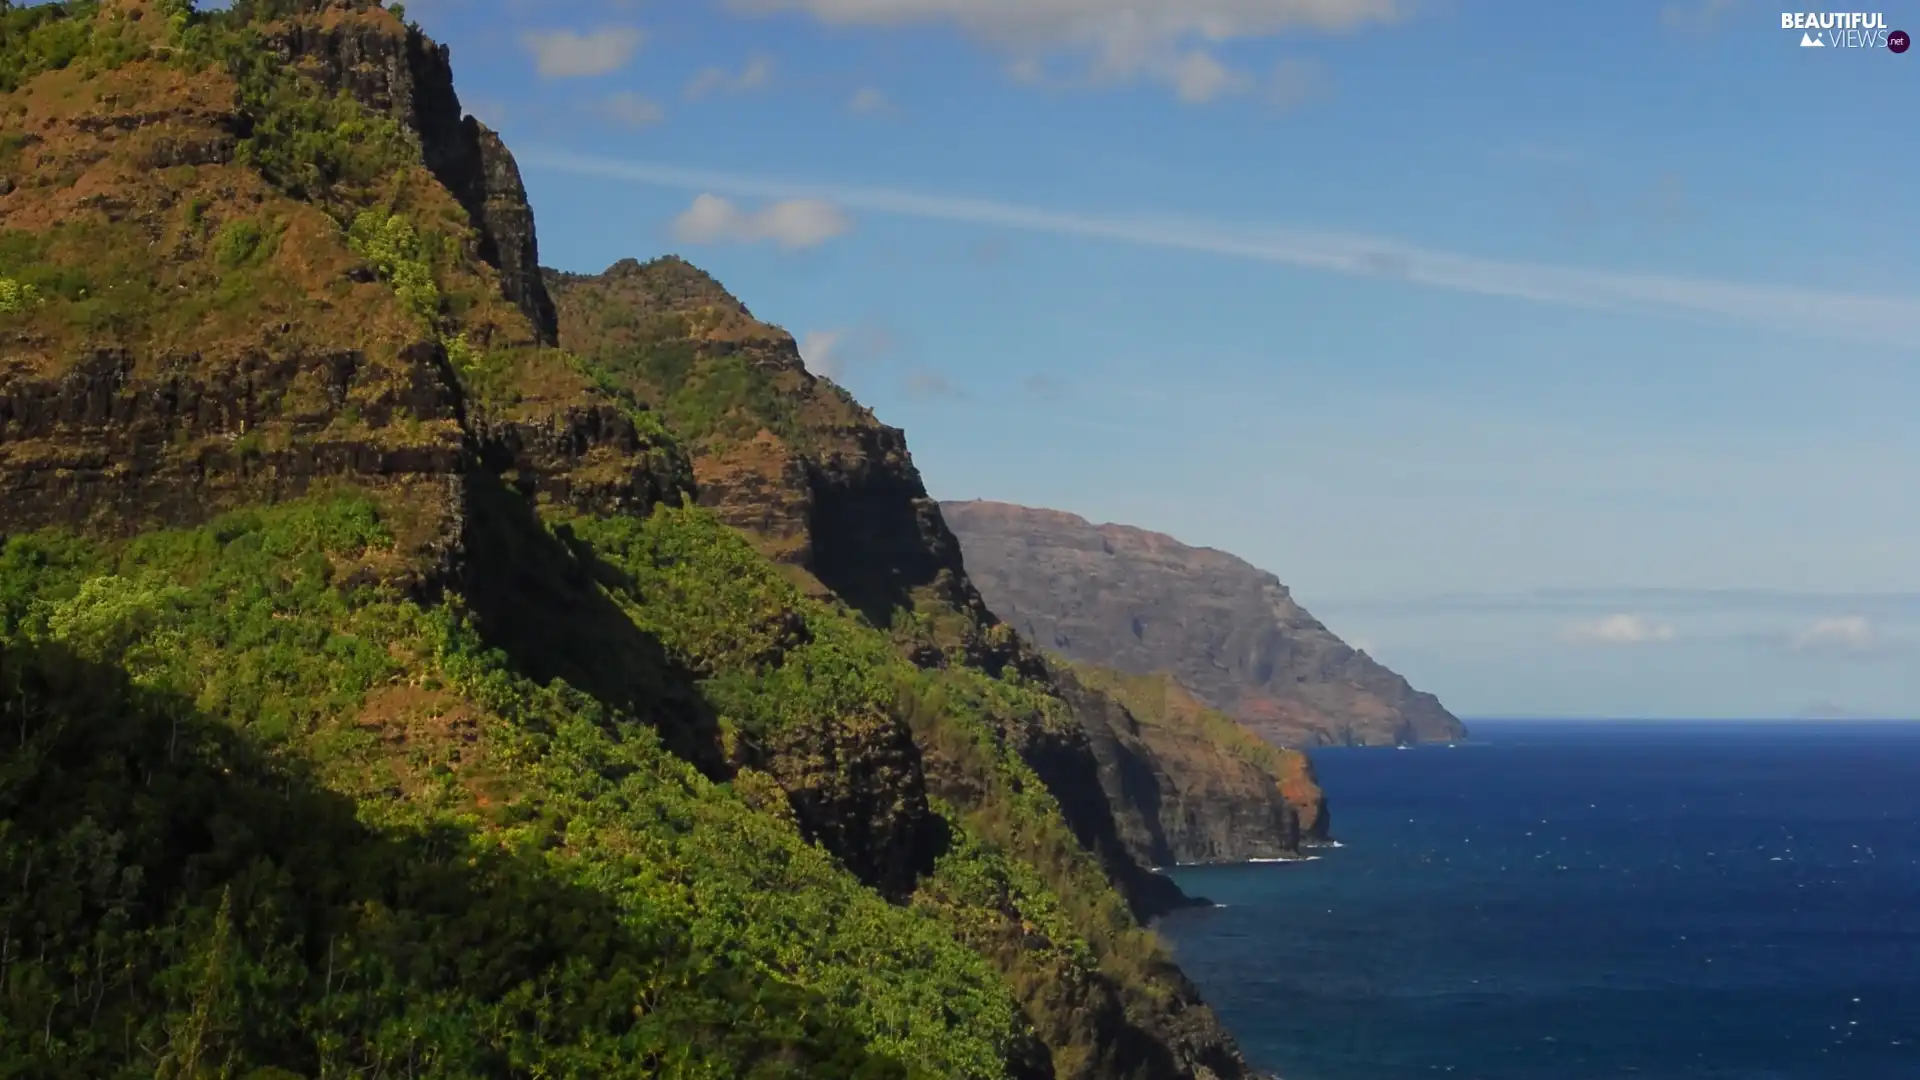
[0,638,895,1077]
[454,474,730,779]
[806,463,953,633]
[455,477,972,906]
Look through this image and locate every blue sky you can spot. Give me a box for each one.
[400,0,1918,719]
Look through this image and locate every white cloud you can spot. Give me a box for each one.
[522,153,1920,348]
[686,56,776,99]
[1792,615,1878,653]
[1165,49,1249,102]
[669,193,852,249]
[597,92,666,128]
[520,28,644,78]
[799,329,846,376]
[1562,614,1678,646]
[723,0,1399,100]
[847,86,897,114]
[800,326,897,377]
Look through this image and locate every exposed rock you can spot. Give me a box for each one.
[0,15,1289,1080]
[755,699,942,901]
[469,402,686,517]
[1057,664,1329,866]
[262,1,560,342]
[547,256,1296,1079]
[0,345,464,534]
[944,499,1468,748]
[546,256,1012,660]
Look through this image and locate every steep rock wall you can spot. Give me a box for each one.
[944,499,1468,748]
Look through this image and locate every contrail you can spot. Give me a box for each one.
[520,149,1920,348]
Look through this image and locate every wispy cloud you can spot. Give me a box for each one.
[847,86,898,115]
[686,55,776,99]
[521,152,1920,347]
[798,325,894,377]
[669,193,851,249]
[723,0,1400,102]
[1778,615,1913,659]
[520,28,644,78]
[1562,614,1679,646]
[596,92,666,128]
[799,329,846,377]
[1324,588,1920,619]
[1792,615,1879,653]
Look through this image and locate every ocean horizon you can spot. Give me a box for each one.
[1162,718,1920,1080]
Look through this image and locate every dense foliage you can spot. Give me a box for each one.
[0,4,1229,1079]
[0,499,1037,1078]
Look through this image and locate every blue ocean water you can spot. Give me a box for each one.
[1160,720,1920,1080]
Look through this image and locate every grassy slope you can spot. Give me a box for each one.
[0,4,1239,1079]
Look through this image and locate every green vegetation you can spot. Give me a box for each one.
[0,498,1034,1078]
[568,508,1191,1071]
[0,274,37,312]
[1074,664,1306,782]
[346,210,442,324]
[186,16,418,205]
[581,314,808,448]
[0,1,103,93]
[0,3,1229,1077]
[213,217,272,269]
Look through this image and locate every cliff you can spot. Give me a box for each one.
[943,500,1467,748]
[544,256,997,655]
[0,4,1281,1079]
[546,257,1331,862]
[1062,664,1329,865]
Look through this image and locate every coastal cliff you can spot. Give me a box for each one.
[546,256,1330,870]
[0,3,1305,1078]
[1063,664,1329,865]
[943,500,1467,748]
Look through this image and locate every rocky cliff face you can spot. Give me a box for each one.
[545,256,996,648]
[1061,664,1329,866]
[943,500,1467,748]
[262,0,559,343]
[543,256,1328,855]
[546,256,1347,1071]
[0,1,672,543]
[0,6,1298,1076]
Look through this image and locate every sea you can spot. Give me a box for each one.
[1160,719,1920,1080]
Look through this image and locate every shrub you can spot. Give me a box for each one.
[212,218,266,268]
[346,210,441,323]
[0,274,38,312]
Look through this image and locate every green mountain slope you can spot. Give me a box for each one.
[0,2,1280,1078]
[545,257,1332,873]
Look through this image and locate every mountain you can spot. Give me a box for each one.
[0,3,1315,1077]
[942,501,1467,748]
[543,257,1328,872]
